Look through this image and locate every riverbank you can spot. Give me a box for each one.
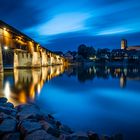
[0,97,123,140]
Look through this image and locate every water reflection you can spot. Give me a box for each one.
[0,65,65,105]
[0,65,140,105]
[65,66,140,88]
[0,65,140,139]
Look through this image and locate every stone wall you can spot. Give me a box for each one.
[14,50,64,68]
[41,52,48,66]
[32,52,41,67]
[14,51,32,68]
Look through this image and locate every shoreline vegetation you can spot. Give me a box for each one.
[0,97,123,140]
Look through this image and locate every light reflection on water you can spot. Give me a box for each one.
[0,65,140,140]
[0,65,65,105]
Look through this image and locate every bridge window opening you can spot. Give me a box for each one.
[2,47,14,69]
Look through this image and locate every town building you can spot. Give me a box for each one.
[121,39,140,51]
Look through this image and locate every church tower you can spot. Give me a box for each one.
[121,39,127,50]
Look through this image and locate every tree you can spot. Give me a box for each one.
[78,44,96,59]
[78,44,87,59]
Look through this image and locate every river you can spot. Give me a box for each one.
[0,65,140,140]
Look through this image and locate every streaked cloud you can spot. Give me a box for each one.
[26,12,91,35]
[0,0,140,51]
[97,28,131,35]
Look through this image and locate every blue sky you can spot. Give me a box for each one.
[0,0,140,52]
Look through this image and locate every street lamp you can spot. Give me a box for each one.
[4,46,8,50]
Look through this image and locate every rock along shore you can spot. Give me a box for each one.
[0,97,123,140]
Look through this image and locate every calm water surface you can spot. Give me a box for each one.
[0,65,140,140]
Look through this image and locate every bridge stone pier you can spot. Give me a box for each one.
[0,20,66,71]
[14,50,64,68]
[0,44,3,72]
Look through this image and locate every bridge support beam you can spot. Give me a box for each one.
[32,52,41,67]
[41,52,48,66]
[14,51,32,68]
[0,44,3,72]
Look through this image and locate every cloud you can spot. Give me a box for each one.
[97,28,131,35]
[25,12,91,36]
[0,0,140,51]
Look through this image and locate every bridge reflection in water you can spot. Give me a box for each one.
[0,65,65,105]
[0,65,140,106]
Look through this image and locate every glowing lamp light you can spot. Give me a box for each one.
[4,81,11,98]
[37,84,41,94]
[4,46,8,50]
[3,28,6,31]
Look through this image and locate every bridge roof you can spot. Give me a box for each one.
[0,20,34,42]
[0,20,56,54]
[0,20,64,57]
